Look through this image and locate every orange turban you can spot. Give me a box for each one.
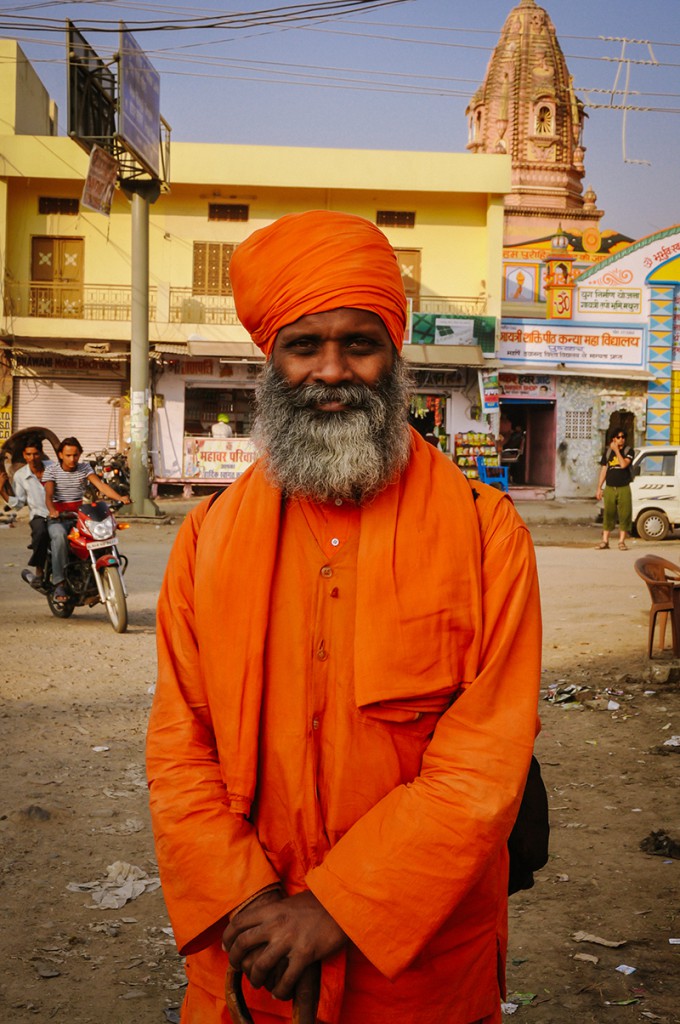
[229,210,407,357]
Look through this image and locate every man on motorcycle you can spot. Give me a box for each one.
[43,436,130,604]
[0,434,55,588]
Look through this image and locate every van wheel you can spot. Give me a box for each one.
[636,509,670,541]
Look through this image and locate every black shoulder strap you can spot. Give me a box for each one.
[207,487,226,512]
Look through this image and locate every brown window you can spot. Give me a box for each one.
[376,210,416,228]
[39,197,79,216]
[193,242,235,296]
[208,203,249,222]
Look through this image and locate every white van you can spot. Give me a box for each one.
[631,446,680,540]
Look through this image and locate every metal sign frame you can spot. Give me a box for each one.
[65,20,170,186]
[66,20,116,154]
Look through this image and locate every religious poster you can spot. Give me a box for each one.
[504,264,540,303]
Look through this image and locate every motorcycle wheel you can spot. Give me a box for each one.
[101,566,128,634]
[47,590,76,619]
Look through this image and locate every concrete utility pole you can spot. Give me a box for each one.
[124,180,162,517]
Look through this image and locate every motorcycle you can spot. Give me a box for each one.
[86,449,130,497]
[30,500,130,633]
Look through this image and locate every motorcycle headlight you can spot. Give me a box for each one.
[86,517,116,540]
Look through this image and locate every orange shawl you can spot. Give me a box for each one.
[192,429,490,817]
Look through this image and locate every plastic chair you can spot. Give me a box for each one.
[475,455,509,492]
[501,433,526,466]
[634,555,680,657]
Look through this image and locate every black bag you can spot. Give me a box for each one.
[507,755,550,894]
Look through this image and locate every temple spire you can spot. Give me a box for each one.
[466,0,603,243]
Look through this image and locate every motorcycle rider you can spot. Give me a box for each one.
[43,436,130,605]
[0,434,55,588]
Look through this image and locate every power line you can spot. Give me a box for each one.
[0,0,412,32]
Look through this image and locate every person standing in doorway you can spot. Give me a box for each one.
[211,413,234,438]
[595,427,635,550]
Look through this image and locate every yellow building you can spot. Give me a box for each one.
[0,39,511,487]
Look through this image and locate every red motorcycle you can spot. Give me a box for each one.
[33,500,130,633]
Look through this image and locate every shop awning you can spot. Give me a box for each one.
[7,341,128,361]
[498,362,655,382]
[403,344,487,368]
[153,340,264,361]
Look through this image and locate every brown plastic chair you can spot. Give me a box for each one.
[634,555,680,657]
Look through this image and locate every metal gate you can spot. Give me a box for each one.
[12,377,123,455]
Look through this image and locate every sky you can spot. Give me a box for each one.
[1,0,680,240]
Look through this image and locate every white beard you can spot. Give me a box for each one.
[252,358,413,503]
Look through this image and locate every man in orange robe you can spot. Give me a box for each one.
[147,211,543,1024]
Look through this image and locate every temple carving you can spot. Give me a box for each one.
[467,0,604,244]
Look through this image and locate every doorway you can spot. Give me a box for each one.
[500,400,556,486]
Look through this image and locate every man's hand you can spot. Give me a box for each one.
[222,890,347,1001]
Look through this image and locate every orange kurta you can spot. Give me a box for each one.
[147,434,542,1024]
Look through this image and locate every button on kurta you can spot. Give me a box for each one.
[331,538,340,547]
[321,566,333,578]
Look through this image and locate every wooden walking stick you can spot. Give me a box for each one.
[225,961,321,1024]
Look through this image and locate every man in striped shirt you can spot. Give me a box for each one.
[43,436,130,603]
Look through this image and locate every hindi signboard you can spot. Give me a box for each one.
[577,287,642,316]
[183,437,258,483]
[498,373,556,401]
[118,26,160,177]
[499,322,645,368]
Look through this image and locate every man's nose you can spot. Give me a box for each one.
[312,342,353,384]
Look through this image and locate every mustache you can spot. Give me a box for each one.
[283,380,383,410]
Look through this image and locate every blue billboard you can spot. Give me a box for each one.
[118,27,160,178]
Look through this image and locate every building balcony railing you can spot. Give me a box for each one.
[3,283,157,321]
[168,290,488,323]
[168,289,241,325]
[417,295,487,316]
[2,284,486,324]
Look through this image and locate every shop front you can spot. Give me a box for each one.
[499,317,653,497]
[498,372,557,487]
[9,346,128,455]
[152,352,263,493]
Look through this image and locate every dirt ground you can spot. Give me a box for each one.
[0,504,678,1024]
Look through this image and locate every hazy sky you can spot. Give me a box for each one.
[2,0,680,239]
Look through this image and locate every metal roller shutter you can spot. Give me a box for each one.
[12,377,123,455]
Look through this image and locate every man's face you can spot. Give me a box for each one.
[59,445,81,471]
[271,307,395,406]
[22,446,43,471]
[254,310,411,504]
